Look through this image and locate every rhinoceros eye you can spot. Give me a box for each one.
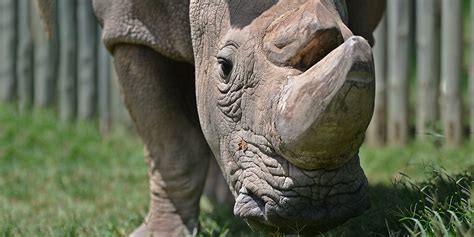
[217,45,236,82]
[217,57,233,80]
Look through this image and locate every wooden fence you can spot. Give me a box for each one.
[0,0,473,147]
[367,0,473,147]
[0,0,129,133]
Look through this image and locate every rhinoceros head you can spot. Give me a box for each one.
[191,0,375,234]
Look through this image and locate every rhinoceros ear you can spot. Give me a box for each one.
[34,0,55,38]
[346,0,386,46]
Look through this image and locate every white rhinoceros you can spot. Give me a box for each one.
[37,0,385,235]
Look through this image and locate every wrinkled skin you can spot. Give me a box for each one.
[37,0,385,235]
[191,1,378,234]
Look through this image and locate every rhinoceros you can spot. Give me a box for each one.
[37,0,385,235]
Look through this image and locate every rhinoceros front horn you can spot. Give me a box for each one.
[274,36,376,170]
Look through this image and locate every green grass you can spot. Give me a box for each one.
[0,103,472,236]
[361,142,474,184]
[325,169,473,237]
[0,104,147,236]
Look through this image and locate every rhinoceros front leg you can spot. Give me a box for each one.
[113,44,210,236]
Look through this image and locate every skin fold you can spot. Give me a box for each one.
[35,0,385,236]
[191,1,377,234]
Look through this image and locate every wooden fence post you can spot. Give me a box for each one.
[470,0,474,141]
[98,30,112,133]
[17,0,34,111]
[366,14,387,146]
[0,0,18,102]
[387,0,411,145]
[58,0,77,121]
[441,0,463,146]
[77,0,97,119]
[32,0,58,108]
[416,0,440,140]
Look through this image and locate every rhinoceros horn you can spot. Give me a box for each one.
[275,36,375,170]
[262,0,376,170]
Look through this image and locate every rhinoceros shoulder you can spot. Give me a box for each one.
[94,0,194,63]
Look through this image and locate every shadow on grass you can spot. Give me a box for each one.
[199,168,473,236]
[328,168,473,236]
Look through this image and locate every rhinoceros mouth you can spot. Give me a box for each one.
[232,156,369,234]
[222,130,369,234]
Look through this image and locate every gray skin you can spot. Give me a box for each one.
[37,0,385,235]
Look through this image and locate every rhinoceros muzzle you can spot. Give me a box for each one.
[232,150,370,234]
